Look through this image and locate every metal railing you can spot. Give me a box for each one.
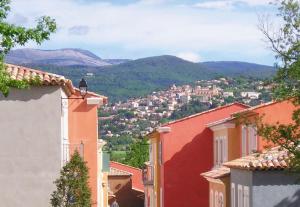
[62,142,84,165]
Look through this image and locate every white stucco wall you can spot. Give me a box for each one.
[0,86,62,207]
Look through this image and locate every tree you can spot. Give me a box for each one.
[0,0,56,97]
[124,138,149,168]
[256,0,300,171]
[50,150,92,207]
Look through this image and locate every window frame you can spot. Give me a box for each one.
[231,183,235,207]
[241,125,247,156]
[210,190,214,207]
[219,192,224,207]
[215,191,219,207]
[243,186,249,207]
[248,126,257,153]
[238,184,243,207]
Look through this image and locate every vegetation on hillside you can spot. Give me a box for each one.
[24,56,275,102]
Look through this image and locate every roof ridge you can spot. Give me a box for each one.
[110,161,142,171]
[6,63,65,78]
[110,167,132,176]
[162,102,249,126]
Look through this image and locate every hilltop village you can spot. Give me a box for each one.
[100,77,273,138]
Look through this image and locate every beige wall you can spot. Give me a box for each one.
[0,87,62,207]
[209,177,230,207]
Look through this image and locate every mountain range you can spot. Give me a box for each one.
[6,48,130,67]
[5,48,276,101]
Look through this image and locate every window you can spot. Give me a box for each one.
[219,192,224,207]
[158,141,163,165]
[149,144,153,163]
[210,190,214,207]
[243,186,249,207]
[238,185,243,207]
[231,183,235,207]
[248,126,257,153]
[214,138,219,165]
[215,191,219,207]
[242,126,247,156]
[214,136,227,167]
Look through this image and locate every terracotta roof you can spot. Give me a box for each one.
[201,166,230,179]
[5,64,108,102]
[6,64,75,96]
[161,102,249,127]
[206,101,282,127]
[110,162,144,192]
[109,167,132,176]
[231,101,276,116]
[224,147,290,171]
[206,117,235,128]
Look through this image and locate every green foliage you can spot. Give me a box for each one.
[169,100,211,120]
[257,0,300,171]
[0,0,56,96]
[110,151,127,163]
[104,135,134,151]
[23,56,275,102]
[124,138,149,168]
[50,150,92,207]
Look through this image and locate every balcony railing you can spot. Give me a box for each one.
[62,142,84,165]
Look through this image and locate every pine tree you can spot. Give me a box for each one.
[50,150,92,207]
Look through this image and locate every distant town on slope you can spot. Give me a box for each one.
[5,48,276,102]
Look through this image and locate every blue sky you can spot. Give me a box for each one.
[9,0,277,65]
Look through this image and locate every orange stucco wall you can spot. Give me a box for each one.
[160,103,248,207]
[68,93,99,206]
[209,177,230,207]
[207,100,298,207]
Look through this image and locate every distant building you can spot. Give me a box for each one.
[108,162,144,207]
[223,91,234,98]
[240,92,261,99]
[86,72,94,77]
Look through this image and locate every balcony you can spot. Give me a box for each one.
[62,142,84,165]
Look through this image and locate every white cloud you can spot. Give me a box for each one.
[8,0,276,64]
[176,52,201,62]
[195,0,273,10]
[194,1,234,10]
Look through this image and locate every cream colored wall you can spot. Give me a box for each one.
[98,139,108,207]
[228,127,241,161]
[149,132,161,207]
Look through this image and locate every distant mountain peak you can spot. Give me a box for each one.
[5,48,130,67]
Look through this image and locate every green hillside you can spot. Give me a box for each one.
[21,55,276,102]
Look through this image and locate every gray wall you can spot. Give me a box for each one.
[231,169,253,207]
[253,171,300,207]
[231,169,300,207]
[0,86,62,207]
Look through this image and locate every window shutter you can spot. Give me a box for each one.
[238,185,243,207]
[231,183,235,207]
[215,191,219,207]
[243,186,249,207]
[158,141,163,165]
[223,136,227,162]
[210,190,214,207]
[242,126,247,156]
